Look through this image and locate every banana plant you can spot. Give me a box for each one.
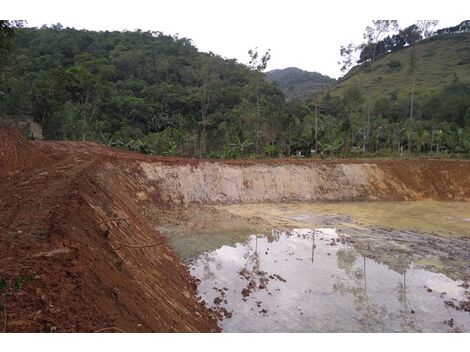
[163,141,178,156]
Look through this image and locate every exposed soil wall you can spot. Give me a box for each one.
[138,159,470,204]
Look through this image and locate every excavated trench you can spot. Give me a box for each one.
[101,154,470,332]
[1,127,470,332]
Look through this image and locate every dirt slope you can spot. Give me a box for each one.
[0,127,52,177]
[0,130,218,332]
[1,127,469,332]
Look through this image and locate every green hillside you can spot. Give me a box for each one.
[266,67,335,100]
[1,22,469,157]
[331,32,470,100]
[0,25,289,156]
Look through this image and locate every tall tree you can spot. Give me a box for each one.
[0,20,26,109]
[193,54,222,157]
[407,20,438,152]
[248,48,271,154]
[340,20,399,152]
[0,21,25,67]
[361,21,399,152]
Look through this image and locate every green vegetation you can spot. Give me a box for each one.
[329,20,470,154]
[334,31,470,100]
[266,67,336,100]
[1,25,293,156]
[1,21,470,158]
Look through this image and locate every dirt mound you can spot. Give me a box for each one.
[0,127,51,177]
[0,136,219,332]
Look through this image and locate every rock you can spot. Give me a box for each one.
[213,297,223,305]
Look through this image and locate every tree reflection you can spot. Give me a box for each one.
[198,252,219,281]
[394,270,421,332]
[334,248,387,332]
[334,246,423,332]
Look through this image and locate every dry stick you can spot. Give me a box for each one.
[3,304,6,333]
[85,217,132,231]
[111,243,161,251]
[93,326,126,333]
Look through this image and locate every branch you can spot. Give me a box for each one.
[85,217,132,231]
[94,326,125,333]
[111,242,161,251]
[3,304,6,333]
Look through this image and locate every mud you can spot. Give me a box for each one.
[157,202,470,282]
[1,126,469,332]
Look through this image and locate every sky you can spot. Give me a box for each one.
[5,0,469,78]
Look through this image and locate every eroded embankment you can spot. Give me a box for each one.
[0,129,218,332]
[135,158,470,204]
[1,127,469,332]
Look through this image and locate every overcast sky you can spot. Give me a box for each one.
[6,0,469,78]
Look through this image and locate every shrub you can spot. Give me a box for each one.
[388,60,402,69]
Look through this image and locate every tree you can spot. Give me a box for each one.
[341,86,364,152]
[416,20,439,39]
[0,20,26,108]
[339,43,357,74]
[340,20,399,152]
[394,24,422,49]
[407,20,439,152]
[193,54,222,157]
[64,66,100,140]
[248,48,271,154]
[362,21,399,152]
[0,21,25,66]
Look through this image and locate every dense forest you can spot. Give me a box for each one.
[1,20,470,157]
[265,67,336,100]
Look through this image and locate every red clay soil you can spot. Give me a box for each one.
[1,126,469,332]
[0,128,219,332]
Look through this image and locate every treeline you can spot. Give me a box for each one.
[1,25,288,156]
[358,20,470,64]
[1,22,469,158]
[435,20,470,36]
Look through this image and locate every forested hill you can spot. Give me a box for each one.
[1,22,470,158]
[266,67,336,100]
[0,26,288,156]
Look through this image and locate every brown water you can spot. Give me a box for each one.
[187,228,469,332]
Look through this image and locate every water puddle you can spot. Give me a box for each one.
[187,228,470,332]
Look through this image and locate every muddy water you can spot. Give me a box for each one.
[158,201,470,332]
[187,228,469,332]
[214,201,470,238]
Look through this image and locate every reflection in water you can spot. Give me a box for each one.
[188,228,470,332]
